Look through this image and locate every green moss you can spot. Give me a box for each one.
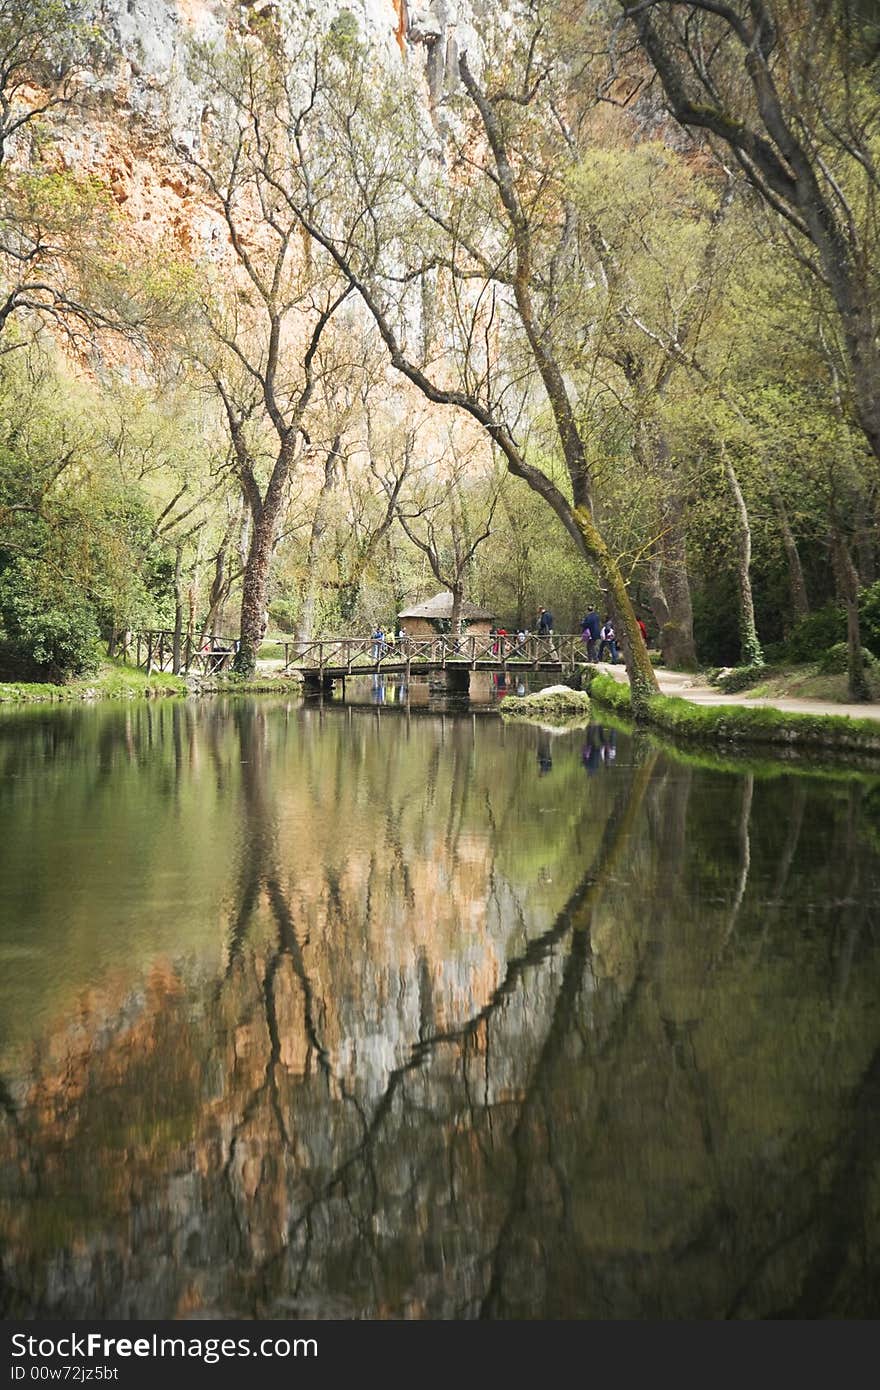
[585,671,880,758]
[499,686,592,717]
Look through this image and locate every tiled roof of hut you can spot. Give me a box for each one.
[397,592,495,621]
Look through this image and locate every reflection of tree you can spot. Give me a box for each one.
[2,710,880,1320]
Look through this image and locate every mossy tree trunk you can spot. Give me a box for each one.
[722,448,763,668]
[832,526,870,702]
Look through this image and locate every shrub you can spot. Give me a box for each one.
[715,665,767,693]
[0,562,102,681]
[859,581,880,658]
[785,603,845,663]
[818,641,877,675]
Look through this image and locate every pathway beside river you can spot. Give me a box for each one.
[600,663,880,722]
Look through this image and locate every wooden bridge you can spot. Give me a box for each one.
[122,630,591,680]
[281,633,586,684]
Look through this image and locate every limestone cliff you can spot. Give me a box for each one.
[26,1,484,317]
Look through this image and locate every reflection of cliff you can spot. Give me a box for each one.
[2,720,880,1318]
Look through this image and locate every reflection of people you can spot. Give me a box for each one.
[582,736,601,775]
[537,734,553,776]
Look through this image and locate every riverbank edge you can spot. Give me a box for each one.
[0,665,298,703]
[584,670,880,757]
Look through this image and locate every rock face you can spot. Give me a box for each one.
[83,1,480,131]
[30,1,482,303]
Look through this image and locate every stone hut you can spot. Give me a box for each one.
[397,592,496,639]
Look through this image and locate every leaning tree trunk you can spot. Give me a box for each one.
[660,495,698,669]
[297,437,340,649]
[646,553,670,631]
[171,544,185,675]
[722,448,763,668]
[638,425,697,669]
[574,506,657,718]
[450,585,464,643]
[854,489,877,587]
[763,461,809,626]
[832,525,870,702]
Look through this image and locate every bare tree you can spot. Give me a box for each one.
[283,13,661,711]
[176,34,352,674]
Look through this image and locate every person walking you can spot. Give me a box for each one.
[371,625,385,662]
[581,606,601,660]
[636,616,648,646]
[598,617,618,664]
[537,607,553,635]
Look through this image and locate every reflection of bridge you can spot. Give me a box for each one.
[123,631,590,682]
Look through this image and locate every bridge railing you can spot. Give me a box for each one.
[281,633,586,671]
[120,630,590,676]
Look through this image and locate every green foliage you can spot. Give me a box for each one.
[859,581,880,657]
[785,603,846,663]
[0,354,190,681]
[0,659,186,702]
[818,642,877,675]
[499,687,591,716]
[328,10,361,56]
[0,560,101,679]
[715,665,768,693]
[268,597,298,633]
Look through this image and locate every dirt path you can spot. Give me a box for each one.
[597,662,880,723]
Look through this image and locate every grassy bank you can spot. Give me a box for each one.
[0,661,307,703]
[585,671,880,757]
[0,661,188,703]
[194,672,298,694]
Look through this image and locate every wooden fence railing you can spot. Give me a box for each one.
[119,630,591,676]
[282,633,585,671]
[115,631,239,676]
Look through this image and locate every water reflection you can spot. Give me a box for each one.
[0,700,879,1318]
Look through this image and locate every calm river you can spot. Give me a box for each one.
[1,694,879,1319]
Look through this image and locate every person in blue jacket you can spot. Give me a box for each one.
[581,606,601,660]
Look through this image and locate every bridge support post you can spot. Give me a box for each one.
[429,667,470,698]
